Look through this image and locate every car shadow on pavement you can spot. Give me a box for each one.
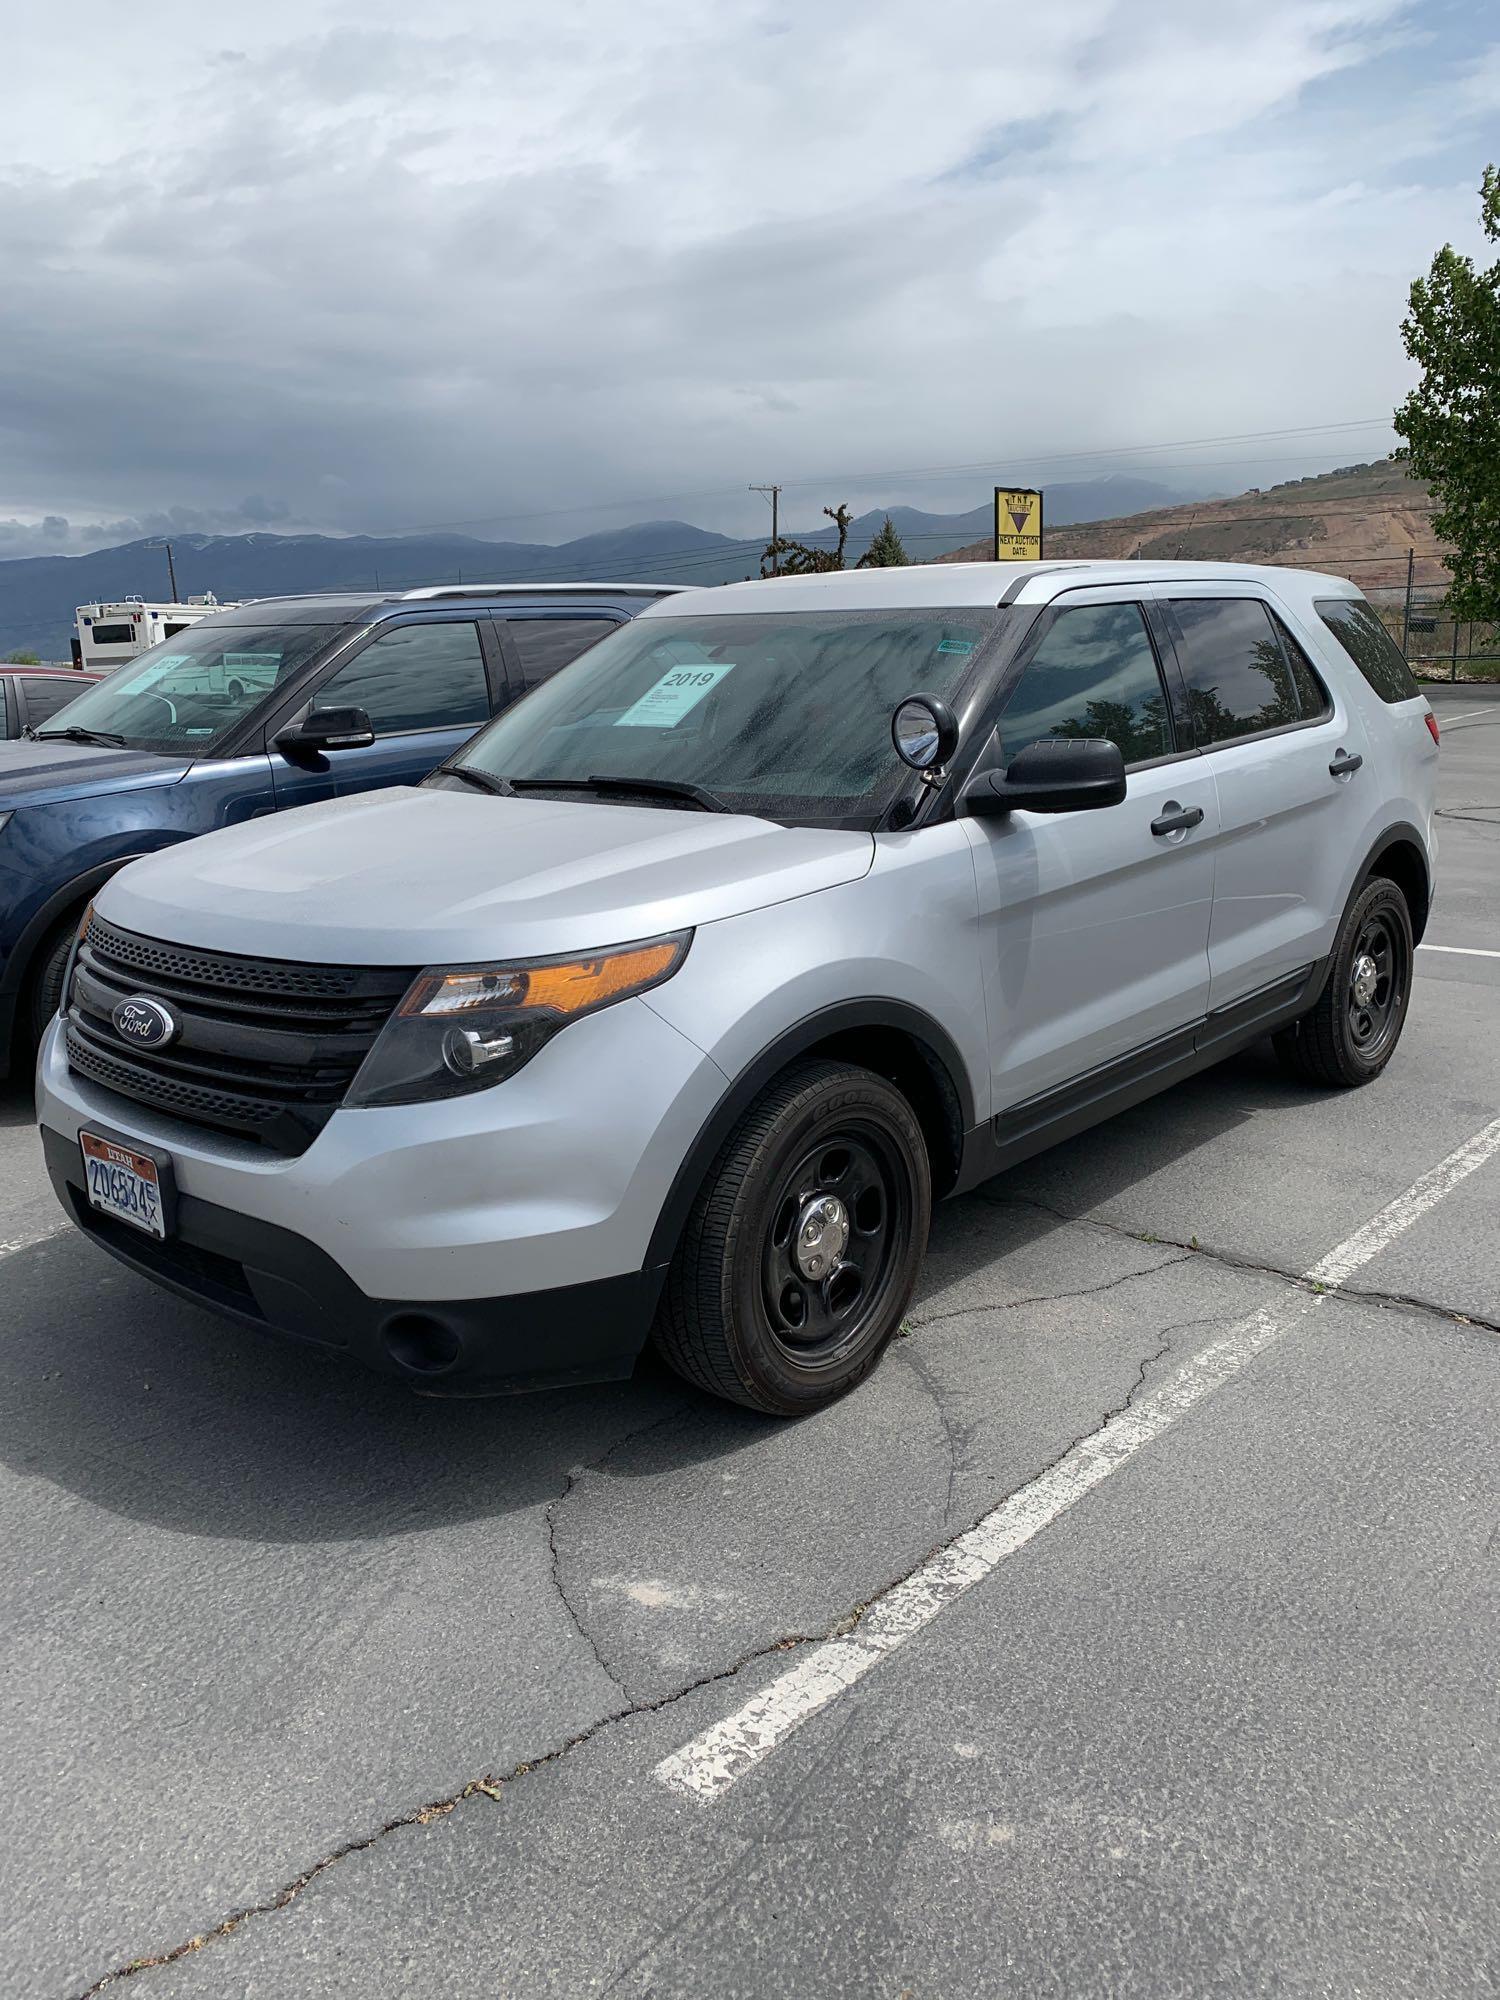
[0,1046,1320,1545]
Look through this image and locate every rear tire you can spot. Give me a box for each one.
[1273,876,1413,1089]
[653,1059,931,1414]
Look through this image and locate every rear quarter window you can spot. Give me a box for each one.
[1316,598,1421,703]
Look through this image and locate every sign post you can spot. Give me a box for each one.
[993,487,1043,562]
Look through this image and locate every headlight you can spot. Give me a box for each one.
[345,931,692,1109]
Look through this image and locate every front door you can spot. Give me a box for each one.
[270,618,495,809]
[962,591,1219,1117]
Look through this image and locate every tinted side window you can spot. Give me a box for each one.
[21,677,87,727]
[1169,598,1299,745]
[314,622,489,735]
[1267,612,1332,720]
[1316,598,1420,703]
[508,617,618,689]
[998,602,1173,766]
[0,684,12,739]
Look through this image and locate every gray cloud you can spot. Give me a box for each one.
[1,0,1496,553]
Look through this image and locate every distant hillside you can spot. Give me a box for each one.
[0,473,1199,657]
[937,460,1448,595]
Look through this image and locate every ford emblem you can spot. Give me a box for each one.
[111,995,178,1049]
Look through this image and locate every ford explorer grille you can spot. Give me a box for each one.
[64,914,415,1155]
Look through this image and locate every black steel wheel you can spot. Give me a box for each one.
[654,1059,931,1413]
[1274,875,1414,1089]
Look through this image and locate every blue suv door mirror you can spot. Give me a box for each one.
[274,706,376,757]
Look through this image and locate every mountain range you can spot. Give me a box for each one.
[0,475,1196,657]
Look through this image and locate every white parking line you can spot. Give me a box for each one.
[0,1221,67,1261]
[655,1113,1500,1805]
[1435,707,1499,726]
[1418,944,1500,960]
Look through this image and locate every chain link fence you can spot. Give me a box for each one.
[1359,557,1499,684]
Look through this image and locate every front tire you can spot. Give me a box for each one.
[1273,875,1413,1088]
[653,1059,931,1414]
[26,916,77,1049]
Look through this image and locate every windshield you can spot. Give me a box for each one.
[446,610,1001,824]
[35,622,333,753]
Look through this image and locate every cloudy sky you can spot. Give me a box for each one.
[2,0,1495,557]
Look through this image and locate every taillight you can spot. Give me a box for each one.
[1424,713,1440,746]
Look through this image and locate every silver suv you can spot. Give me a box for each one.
[36,561,1439,1413]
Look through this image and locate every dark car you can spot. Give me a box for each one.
[0,583,680,1076]
[0,665,104,739]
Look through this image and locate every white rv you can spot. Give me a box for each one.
[73,595,241,672]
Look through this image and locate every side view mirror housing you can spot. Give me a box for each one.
[274,705,376,758]
[960,736,1127,818]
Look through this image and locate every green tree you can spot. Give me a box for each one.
[1395,165,1500,619]
[858,515,908,568]
[5,650,40,665]
[761,503,854,576]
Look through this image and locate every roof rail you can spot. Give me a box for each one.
[397,582,688,601]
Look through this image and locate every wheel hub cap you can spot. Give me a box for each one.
[1351,952,1379,1007]
[793,1194,850,1281]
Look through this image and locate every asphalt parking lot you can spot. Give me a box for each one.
[3,683,1497,2000]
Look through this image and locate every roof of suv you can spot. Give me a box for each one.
[642,559,1364,618]
[197,583,689,627]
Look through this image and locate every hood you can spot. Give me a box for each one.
[98,785,875,964]
[0,739,190,810]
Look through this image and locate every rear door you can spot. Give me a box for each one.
[269,615,499,808]
[963,588,1219,1114]
[498,613,625,702]
[1154,586,1366,1012]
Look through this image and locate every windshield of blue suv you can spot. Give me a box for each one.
[33,623,332,753]
[441,609,1002,824]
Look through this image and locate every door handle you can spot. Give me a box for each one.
[1150,802,1204,837]
[1329,749,1363,777]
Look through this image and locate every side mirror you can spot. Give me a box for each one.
[960,736,1127,818]
[891,693,959,776]
[274,705,375,757]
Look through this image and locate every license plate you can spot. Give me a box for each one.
[80,1130,168,1240]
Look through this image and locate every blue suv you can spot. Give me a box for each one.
[0,583,678,1076]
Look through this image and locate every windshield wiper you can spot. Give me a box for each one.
[439,766,515,797]
[507,774,732,814]
[34,725,128,747]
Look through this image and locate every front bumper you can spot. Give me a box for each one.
[43,1127,659,1393]
[36,997,728,1393]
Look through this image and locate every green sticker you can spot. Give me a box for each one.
[936,639,974,655]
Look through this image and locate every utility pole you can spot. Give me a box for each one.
[162,541,179,601]
[1400,546,1415,657]
[749,484,782,574]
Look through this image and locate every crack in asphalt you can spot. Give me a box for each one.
[545,1469,634,1705]
[66,1311,1237,1999]
[978,1191,1500,1337]
[896,1340,972,1526]
[902,1249,1196,1332]
[540,1403,691,1709]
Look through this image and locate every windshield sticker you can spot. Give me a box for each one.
[936,639,975,654]
[614,660,736,728]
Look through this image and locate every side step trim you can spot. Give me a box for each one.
[953,959,1328,1194]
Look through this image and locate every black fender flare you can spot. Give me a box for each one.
[643,999,976,1272]
[1352,819,1432,941]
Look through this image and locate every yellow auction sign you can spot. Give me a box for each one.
[993,486,1043,561]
